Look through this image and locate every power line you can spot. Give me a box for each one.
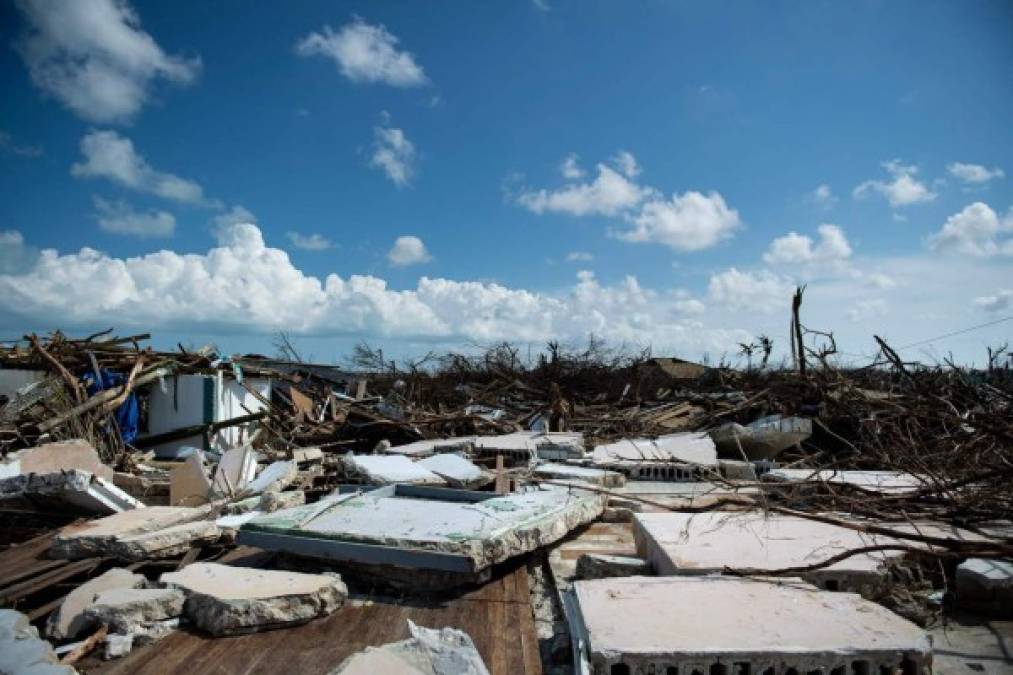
[892,315,1013,351]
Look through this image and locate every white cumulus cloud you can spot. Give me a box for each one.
[387,235,432,266]
[566,251,593,262]
[295,18,426,87]
[559,154,584,180]
[763,224,852,265]
[947,162,1004,185]
[71,130,208,205]
[370,116,416,187]
[853,160,937,207]
[811,183,838,209]
[974,289,1012,313]
[518,162,653,217]
[707,268,796,314]
[94,197,174,237]
[616,191,741,252]
[927,202,1013,257]
[612,150,640,178]
[14,0,200,123]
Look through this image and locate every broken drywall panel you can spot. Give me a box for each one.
[160,562,347,635]
[84,587,185,634]
[342,453,446,486]
[633,511,983,597]
[416,453,487,488]
[383,438,476,458]
[330,620,490,675]
[243,460,297,495]
[956,558,1013,617]
[0,439,113,481]
[52,505,211,559]
[239,485,605,575]
[169,451,212,507]
[1,469,144,514]
[47,568,146,640]
[762,468,925,494]
[591,433,717,478]
[710,414,813,460]
[532,463,625,487]
[567,576,930,675]
[0,609,76,675]
[212,445,257,497]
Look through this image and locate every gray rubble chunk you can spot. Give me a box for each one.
[84,588,184,633]
[0,609,76,675]
[258,490,305,512]
[330,620,489,675]
[576,553,651,580]
[47,568,146,640]
[160,562,347,635]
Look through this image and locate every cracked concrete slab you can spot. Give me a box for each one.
[47,568,146,640]
[1,469,144,514]
[533,463,625,487]
[84,588,184,633]
[343,454,446,486]
[108,520,220,560]
[569,576,931,675]
[160,562,346,635]
[416,453,488,488]
[52,505,211,559]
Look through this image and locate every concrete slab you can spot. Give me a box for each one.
[591,433,717,478]
[633,511,980,597]
[763,468,926,494]
[342,454,446,486]
[473,432,585,462]
[161,562,347,635]
[330,620,489,675]
[533,463,625,487]
[47,567,146,640]
[416,453,487,488]
[1,469,145,514]
[576,553,650,580]
[957,558,1013,617]
[85,587,185,633]
[710,415,812,460]
[51,505,210,559]
[109,520,220,560]
[240,486,605,574]
[384,438,476,458]
[928,613,1013,675]
[568,576,931,675]
[0,439,112,481]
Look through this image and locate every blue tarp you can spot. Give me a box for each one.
[82,369,140,443]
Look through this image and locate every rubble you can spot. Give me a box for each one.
[330,620,489,675]
[575,553,650,579]
[51,505,211,559]
[956,558,1013,617]
[84,587,184,633]
[567,576,931,675]
[341,453,446,486]
[416,452,488,488]
[532,462,625,487]
[0,609,76,675]
[710,414,813,460]
[1,468,144,514]
[47,568,146,640]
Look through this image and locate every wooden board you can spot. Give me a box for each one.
[91,561,542,675]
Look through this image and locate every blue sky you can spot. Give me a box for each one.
[1,0,1011,366]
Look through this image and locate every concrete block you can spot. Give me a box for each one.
[956,558,1013,617]
[330,619,489,675]
[51,505,210,559]
[576,553,650,580]
[84,587,185,633]
[533,463,625,487]
[161,562,347,635]
[342,453,446,486]
[569,576,931,675]
[416,453,488,488]
[718,459,758,481]
[47,568,146,640]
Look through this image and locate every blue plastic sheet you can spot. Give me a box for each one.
[82,369,140,443]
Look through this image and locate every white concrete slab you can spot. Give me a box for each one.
[331,620,489,675]
[532,463,625,487]
[52,505,210,559]
[763,469,926,494]
[416,453,486,488]
[244,460,297,495]
[592,433,717,468]
[0,439,113,481]
[570,576,930,675]
[382,438,475,458]
[1,469,144,514]
[343,454,446,486]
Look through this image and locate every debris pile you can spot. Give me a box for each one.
[0,328,1011,674]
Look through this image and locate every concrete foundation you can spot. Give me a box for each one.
[330,620,489,675]
[568,576,931,675]
[47,567,146,640]
[160,562,347,635]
